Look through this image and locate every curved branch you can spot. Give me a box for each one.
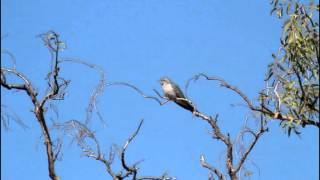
[121,119,144,173]
[39,32,61,108]
[1,68,59,180]
[60,57,107,125]
[186,73,254,109]
[1,31,66,180]
[192,112,236,179]
[55,119,118,179]
[1,49,17,69]
[200,154,225,180]
[1,68,38,104]
[234,126,267,174]
[187,73,319,128]
[107,82,165,105]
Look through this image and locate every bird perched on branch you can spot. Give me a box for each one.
[159,77,196,113]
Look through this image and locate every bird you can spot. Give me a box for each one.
[159,77,196,113]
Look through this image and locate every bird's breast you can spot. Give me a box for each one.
[162,83,176,99]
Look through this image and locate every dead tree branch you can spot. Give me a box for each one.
[60,57,107,125]
[185,73,270,179]
[108,80,234,179]
[200,154,225,180]
[193,112,237,180]
[1,67,58,179]
[121,119,143,173]
[55,119,175,180]
[2,31,174,180]
[186,73,319,128]
[109,75,268,180]
[106,82,168,105]
[234,115,267,177]
[1,31,63,180]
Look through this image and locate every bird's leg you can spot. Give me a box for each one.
[153,89,172,105]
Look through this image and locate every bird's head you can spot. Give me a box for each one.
[159,77,171,86]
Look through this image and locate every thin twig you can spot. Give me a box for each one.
[200,154,225,180]
[60,57,107,125]
[187,73,319,127]
[121,119,144,173]
[107,82,164,105]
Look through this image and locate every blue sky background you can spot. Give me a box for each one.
[1,0,319,180]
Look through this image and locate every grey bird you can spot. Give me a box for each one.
[159,77,196,112]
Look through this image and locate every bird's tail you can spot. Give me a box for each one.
[175,99,197,113]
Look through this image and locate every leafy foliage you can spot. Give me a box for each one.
[263,0,319,134]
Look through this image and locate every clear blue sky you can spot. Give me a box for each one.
[1,0,319,180]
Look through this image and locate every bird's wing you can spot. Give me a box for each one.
[175,98,195,112]
[171,82,186,99]
[168,81,196,112]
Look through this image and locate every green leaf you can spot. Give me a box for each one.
[265,70,274,81]
[277,8,283,18]
[288,31,295,44]
[283,19,292,32]
[286,2,292,14]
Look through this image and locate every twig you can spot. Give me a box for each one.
[121,119,144,173]
[60,57,107,125]
[187,73,319,127]
[234,126,267,174]
[1,31,65,180]
[200,154,225,180]
[107,82,165,105]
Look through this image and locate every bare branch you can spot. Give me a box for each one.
[108,75,269,180]
[1,69,59,179]
[39,31,61,108]
[200,154,225,180]
[187,73,319,127]
[1,49,17,69]
[1,104,29,130]
[57,118,175,180]
[60,58,107,125]
[234,125,267,174]
[113,76,238,179]
[1,31,67,180]
[192,111,236,179]
[1,68,38,103]
[35,106,59,180]
[53,119,120,178]
[107,82,165,105]
[121,119,144,172]
[118,119,175,180]
[186,73,254,109]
